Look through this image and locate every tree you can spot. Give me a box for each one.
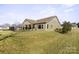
[9,22,22,31]
[62,21,72,33]
[3,23,10,27]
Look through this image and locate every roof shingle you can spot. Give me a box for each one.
[23,16,58,24]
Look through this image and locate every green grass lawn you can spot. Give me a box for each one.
[0,31,15,40]
[0,29,79,54]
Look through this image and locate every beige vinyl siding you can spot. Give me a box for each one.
[46,17,61,31]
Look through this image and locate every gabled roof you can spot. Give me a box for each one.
[23,16,61,24]
[36,16,57,24]
[23,19,36,24]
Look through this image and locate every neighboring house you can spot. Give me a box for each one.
[71,23,78,29]
[22,16,61,31]
[0,26,9,30]
[0,24,10,30]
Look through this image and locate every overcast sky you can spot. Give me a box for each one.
[0,4,79,25]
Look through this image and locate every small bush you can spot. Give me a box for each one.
[55,21,72,34]
[0,34,2,36]
[62,21,72,33]
[55,28,62,33]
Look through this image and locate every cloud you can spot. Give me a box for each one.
[62,4,76,8]
[62,4,75,13]
[0,12,26,24]
[38,8,56,18]
[64,8,74,13]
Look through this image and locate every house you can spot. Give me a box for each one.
[0,26,9,30]
[22,16,61,31]
[71,23,78,29]
[0,24,10,30]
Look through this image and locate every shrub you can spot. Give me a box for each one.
[55,21,72,34]
[0,34,1,36]
[61,21,72,33]
[55,28,62,33]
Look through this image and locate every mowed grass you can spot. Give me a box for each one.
[0,29,79,54]
[0,31,15,40]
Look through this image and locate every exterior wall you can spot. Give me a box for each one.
[0,27,9,30]
[22,21,31,27]
[22,21,31,30]
[46,17,61,31]
[35,24,38,30]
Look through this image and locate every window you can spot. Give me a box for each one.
[38,24,43,29]
[33,24,35,28]
[38,25,41,29]
[42,24,43,29]
[25,25,27,29]
[29,25,31,29]
[23,27,25,30]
